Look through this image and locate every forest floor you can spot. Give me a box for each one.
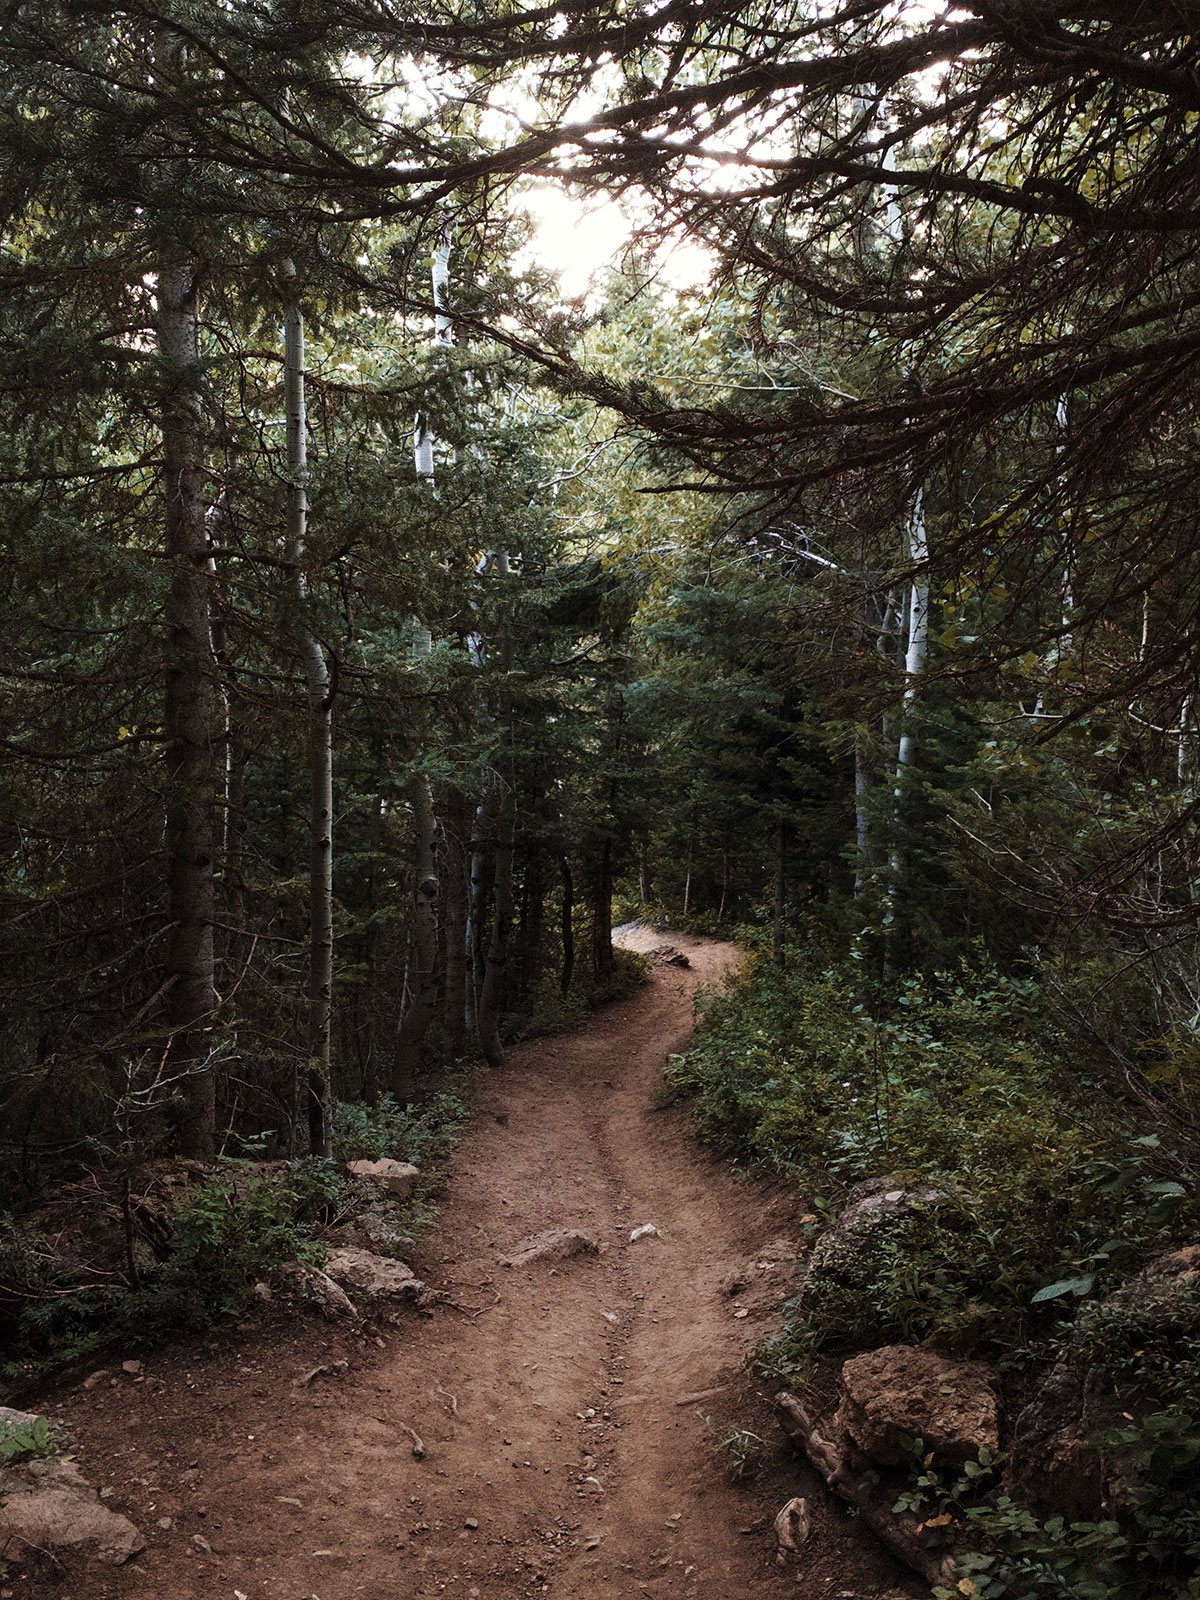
[21,929,910,1600]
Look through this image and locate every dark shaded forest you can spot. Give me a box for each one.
[5,4,1200,1594]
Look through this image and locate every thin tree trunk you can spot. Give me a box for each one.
[441,789,469,1060]
[854,740,872,901]
[362,791,385,1103]
[560,853,575,999]
[518,844,546,1006]
[466,784,497,1035]
[158,261,217,1161]
[394,632,441,1097]
[895,489,928,779]
[283,268,333,1157]
[478,779,516,1068]
[773,821,787,970]
[591,838,614,983]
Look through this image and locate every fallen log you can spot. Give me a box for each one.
[773,1390,960,1588]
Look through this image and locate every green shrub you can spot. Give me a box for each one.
[333,1087,469,1171]
[674,955,1198,1374]
[165,1168,327,1318]
[0,1412,65,1466]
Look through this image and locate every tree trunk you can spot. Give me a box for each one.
[441,789,470,1060]
[518,844,546,1007]
[637,835,652,905]
[854,740,872,901]
[894,489,928,778]
[394,630,441,1097]
[466,783,497,1036]
[773,820,787,970]
[284,269,333,1157]
[560,853,575,999]
[158,261,217,1161]
[478,779,516,1069]
[362,790,385,1103]
[591,838,614,984]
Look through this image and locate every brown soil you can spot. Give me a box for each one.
[23,929,909,1600]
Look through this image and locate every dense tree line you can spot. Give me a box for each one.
[3,0,1200,1190]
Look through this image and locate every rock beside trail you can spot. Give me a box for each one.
[807,1176,957,1280]
[0,1414,144,1566]
[1007,1244,1200,1518]
[272,1260,359,1318]
[324,1213,415,1260]
[499,1229,599,1268]
[837,1346,1000,1466]
[325,1247,430,1310]
[346,1158,420,1201]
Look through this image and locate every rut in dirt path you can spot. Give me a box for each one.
[96,930,867,1600]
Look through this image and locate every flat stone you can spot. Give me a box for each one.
[345,1159,419,1201]
[0,1456,144,1566]
[499,1229,600,1268]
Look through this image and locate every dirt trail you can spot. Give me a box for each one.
[42,931,903,1600]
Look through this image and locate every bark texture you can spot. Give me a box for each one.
[158,262,217,1160]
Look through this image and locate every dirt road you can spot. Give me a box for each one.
[43,930,901,1600]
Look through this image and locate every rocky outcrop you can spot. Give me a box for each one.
[272,1260,359,1318]
[322,1212,415,1260]
[0,1412,144,1566]
[345,1158,420,1201]
[1007,1245,1200,1519]
[774,1343,1000,1585]
[836,1345,1000,1466]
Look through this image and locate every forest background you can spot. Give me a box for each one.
[4,3,1200,1595]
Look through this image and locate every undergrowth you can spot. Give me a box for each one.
[669,954,1196,1374]
[0,1081,473,1386]
[669,950,1200,1598]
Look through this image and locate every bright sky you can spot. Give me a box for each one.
[521,185,716,298]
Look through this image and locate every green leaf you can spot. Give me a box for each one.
[1031,1274,1095,1304]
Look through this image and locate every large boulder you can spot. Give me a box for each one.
[836,1346,1000,1466]
[0,1412,144,1566]
[1007,1245,1200,1519]
[345,1158,420,1201]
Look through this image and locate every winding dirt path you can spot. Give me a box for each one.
[44,931,902,1600]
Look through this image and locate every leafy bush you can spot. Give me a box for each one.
[0,1412,64,1465]
[673,955,1198,1374]
[333,1087,469,1171]
[164,1168,328,1319]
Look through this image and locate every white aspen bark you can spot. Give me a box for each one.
[895,489,928,776]
[283,264,333,1158]
[888,490,928,915]
[158,261,217,1161]
[412,221,453,482]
